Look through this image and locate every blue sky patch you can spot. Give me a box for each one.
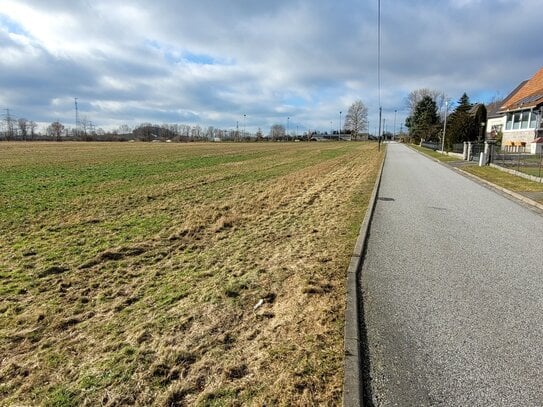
[284,96,307,107]
[144,39,215,65]
[182,51,215,65]
[0,14,27,35]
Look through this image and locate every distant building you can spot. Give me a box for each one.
[496,67,543,151]
[486,80,527,140]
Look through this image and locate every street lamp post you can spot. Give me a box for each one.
[339,111,342,141]
[441,100,448,154]
[330,121,333,138]
[287,117,290,141]
[378,106,382,145]
[393,109,397,140]
[74,97,79,137]
[243,114,246,140]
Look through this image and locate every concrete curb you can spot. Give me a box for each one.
[407,145,543,213]
[343,147,387,407]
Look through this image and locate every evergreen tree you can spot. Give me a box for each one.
[447,93,478,144]
[405,95,440,143]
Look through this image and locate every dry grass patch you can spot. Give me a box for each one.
[0,142,383,406]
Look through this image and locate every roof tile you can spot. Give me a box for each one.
[501,67,543,111]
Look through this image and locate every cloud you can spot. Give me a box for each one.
[0,0,542,133]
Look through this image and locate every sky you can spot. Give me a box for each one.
[1,0,543,135]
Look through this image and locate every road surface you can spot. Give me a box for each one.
[361,143,543,406]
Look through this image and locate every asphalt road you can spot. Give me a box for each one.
[361,143,543,406]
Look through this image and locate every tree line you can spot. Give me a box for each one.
[404,89,488,149]
[1,99,371,142]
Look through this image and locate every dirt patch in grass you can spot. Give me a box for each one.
[0,141,383,405]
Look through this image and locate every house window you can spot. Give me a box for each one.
[512,112,521,129]
[506,113,513,130]
[505,109,540,130]
[531,110,539,128]
[521,111,530,129]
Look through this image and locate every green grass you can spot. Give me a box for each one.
[461,165,543,203]
[0,141,383,406]
[517,166,543,178]
[494,155,543,178]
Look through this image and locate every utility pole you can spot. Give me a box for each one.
[377,0,382,150]
[378,107,382,150]
[441,100,449,154]
[339,111,342,141]
[287,117,290,141]
[74,98,79,138]
[393,109,397,140]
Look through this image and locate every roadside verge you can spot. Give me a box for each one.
[343,147,387,407]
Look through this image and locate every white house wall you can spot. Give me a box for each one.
[486,116,505,138]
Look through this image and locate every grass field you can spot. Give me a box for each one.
[0,141,383,406]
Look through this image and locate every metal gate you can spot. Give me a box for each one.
[470,143,484,161]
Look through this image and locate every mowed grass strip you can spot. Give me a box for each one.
[461,165,543,203]
[0,142,383,406]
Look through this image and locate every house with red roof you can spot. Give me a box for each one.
[497,67,543,153]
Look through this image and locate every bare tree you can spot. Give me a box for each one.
[180,124,190,139]
[405,88,446,117]
[17,118,28,140]
[47,121,65,141]
[191,125,202,141]
[118,124,132,135]
[255,128,264,140]
[79,116,91,139]
[486,94,504,114]
[269,124,285,141]
[29,121,37,140]
[345,100,368,140]
[3,110,15,140]
[205,126,214,140]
